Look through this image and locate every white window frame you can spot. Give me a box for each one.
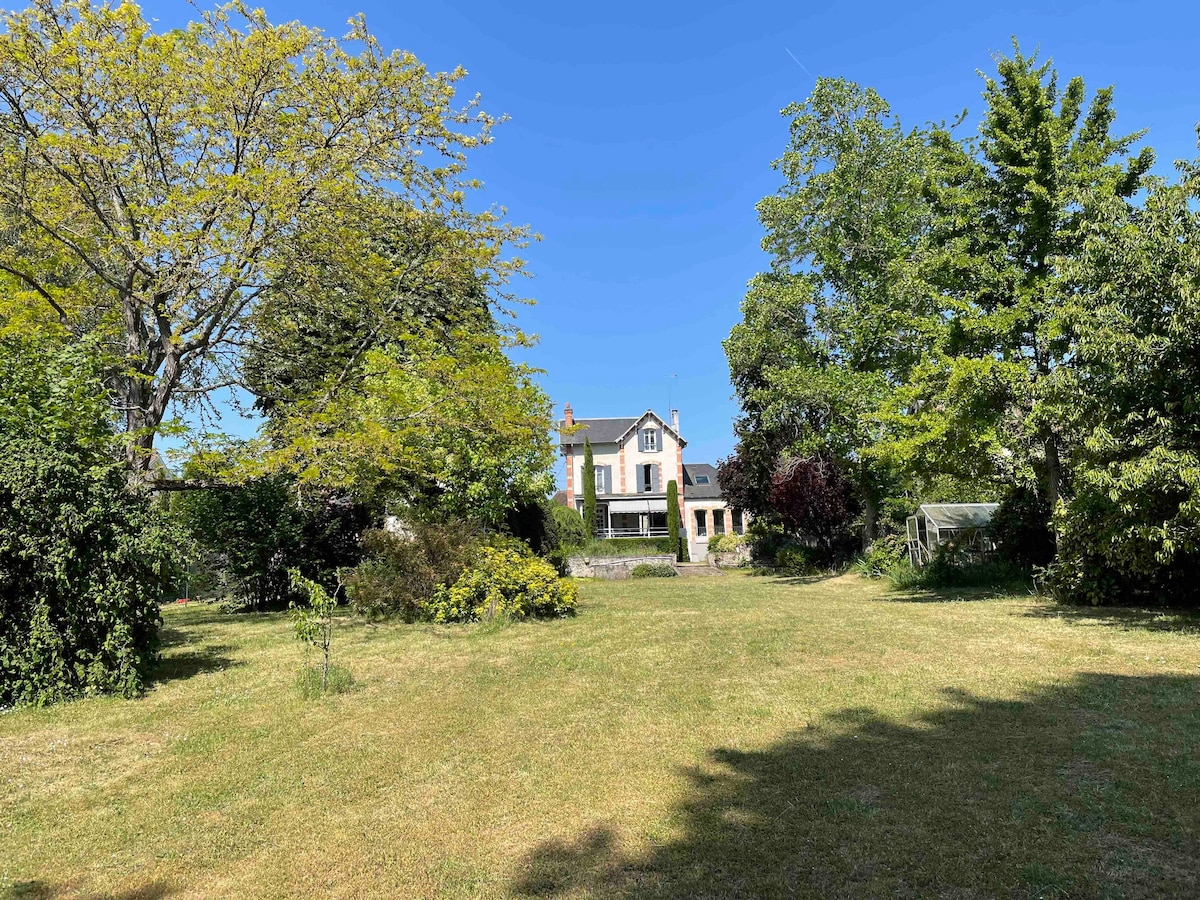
[595,468,605,492]
[643,428,657,451]
[713,509,726,535]
[694,509,707,537]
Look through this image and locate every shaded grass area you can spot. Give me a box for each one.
[3,574,1200,898]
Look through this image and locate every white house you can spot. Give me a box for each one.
[557,403,747,560]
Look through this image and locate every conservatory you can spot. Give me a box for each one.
[906,503,1000,567]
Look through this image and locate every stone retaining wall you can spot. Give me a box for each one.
[566,555,676,579]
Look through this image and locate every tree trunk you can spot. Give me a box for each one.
[1045,433,1062,547]
[861,492,878,551]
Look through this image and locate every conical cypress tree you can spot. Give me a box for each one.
[667,479,683,561]
[582,438,597,538]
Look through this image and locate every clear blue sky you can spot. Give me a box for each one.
[145,0,1200,487]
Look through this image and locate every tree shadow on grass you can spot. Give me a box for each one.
[753,571,848,588]
[1024,602,1200,637]
[147,644,242,686]
[883,584,1034,603]
[4,880,174,899]
[148,606,250,689]
[512,673,1200,899]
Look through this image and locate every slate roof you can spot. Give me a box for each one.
[558,410,686,448]
[683,463,724,500]
[558,417,640,447]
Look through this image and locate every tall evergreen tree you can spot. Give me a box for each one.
[582,438,597,539]
[908,42,1154,513]
[666,479,682,561]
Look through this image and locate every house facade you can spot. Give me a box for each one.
[558,403,747,560]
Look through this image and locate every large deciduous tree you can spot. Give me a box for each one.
[899,43,1154,514]
[726,78,933,545]
[0,0,524,475]
[1047,160,1200,604]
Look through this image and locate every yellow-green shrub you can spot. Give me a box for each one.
[425,547,578,623]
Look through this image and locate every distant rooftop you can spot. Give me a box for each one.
[683,463,723,500]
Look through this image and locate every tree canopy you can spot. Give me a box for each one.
[0,0,532,476]
[725,43,1197,604]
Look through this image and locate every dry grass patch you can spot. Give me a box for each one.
[3,573,1200,898]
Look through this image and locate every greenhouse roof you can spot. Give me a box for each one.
[917,503,999,530]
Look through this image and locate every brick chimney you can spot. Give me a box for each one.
[670,408,679,433]
[564,402,574,428]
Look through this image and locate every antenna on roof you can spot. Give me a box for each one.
[666,373,677,417]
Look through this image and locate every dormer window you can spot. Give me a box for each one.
[643,428,657,451]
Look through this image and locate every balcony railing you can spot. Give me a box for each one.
[596,527,669,539]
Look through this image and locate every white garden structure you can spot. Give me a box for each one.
[906,503,1000,567]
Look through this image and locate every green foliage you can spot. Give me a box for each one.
[706,533,745,554]
[295,664,354,699]
[288,569,344,695]
[425,547,577,623]
[726,77,935,544]
[666,480,683,561]
[0,0,529,475]
[171,456,370,610]
[582,438,597,539]
[260,330,555,524]
[888,548,1031,592]
[727,45,1178,603]
[630,563,677,579]
[890,43,1154,513]
[749,526,856,575]
[578,537,675,557]
[992,486,1055,569]
[773,545,824,575]
[1045,169,1200,606]
[503,498,586,575]
[853,534,908,578]
[0,338,176,707]
[344,523,477,621]
[550,503,588,549]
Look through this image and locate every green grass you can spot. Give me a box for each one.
[4,573,1200,898]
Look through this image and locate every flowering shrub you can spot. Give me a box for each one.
[425,548,577,623]
[706,533,745,554]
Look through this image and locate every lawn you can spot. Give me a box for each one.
[3,572,1200,899]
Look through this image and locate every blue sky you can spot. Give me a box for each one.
[145,0,1200,487]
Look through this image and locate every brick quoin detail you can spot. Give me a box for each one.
[675,444,685,520]
[565,447,575,508]
[619,442,627,493]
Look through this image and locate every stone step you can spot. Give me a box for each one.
[674,564,725,576]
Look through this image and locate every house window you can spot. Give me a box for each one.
[713,509,726,535]
[595,468,605,492]
[643,428,657,451]
[694,509,707,537]
[642,463,653,492]
[694,474,710,484]
[732,509,744,534]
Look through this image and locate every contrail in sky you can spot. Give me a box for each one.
[785,48,815,79]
